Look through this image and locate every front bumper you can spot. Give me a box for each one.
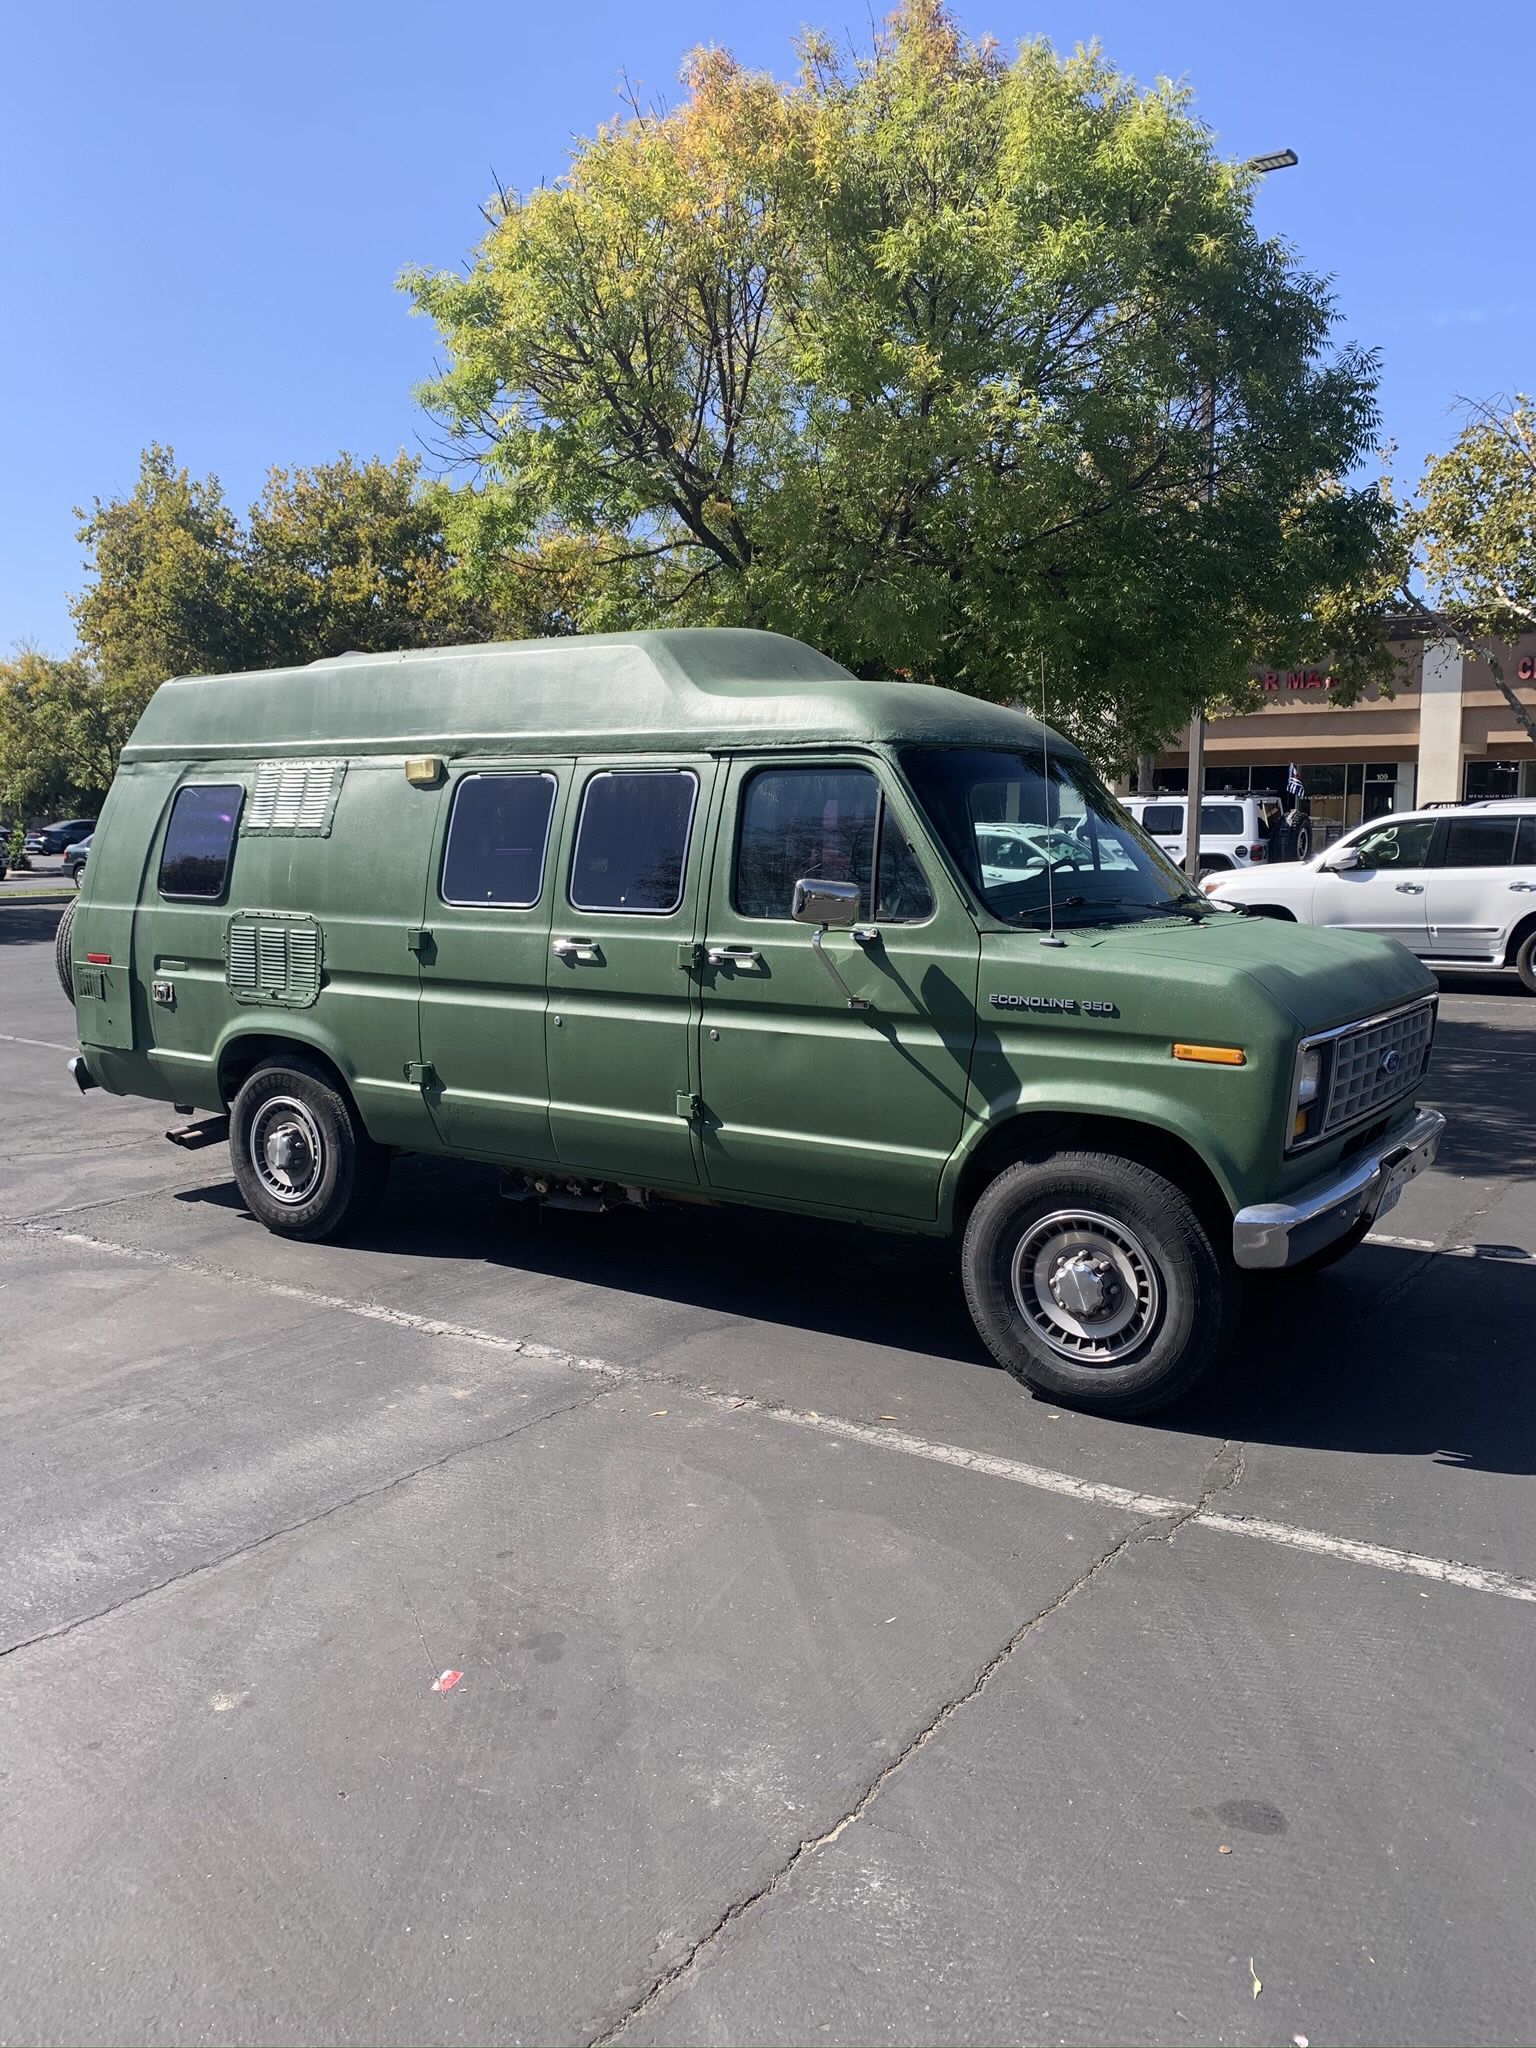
[1232,1107,1445,1271]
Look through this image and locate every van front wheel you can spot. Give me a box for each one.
[961,1153,1236,1416]
[230,1059,387,1241]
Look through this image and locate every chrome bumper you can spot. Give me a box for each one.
[1232,1108,1445,1271]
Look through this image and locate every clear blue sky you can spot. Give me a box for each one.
[4,0,1531,655]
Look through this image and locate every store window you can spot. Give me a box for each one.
[1464,760,1523,802]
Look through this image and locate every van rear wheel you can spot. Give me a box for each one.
[229,1059,387,1241]
[961,1153,1237,1417]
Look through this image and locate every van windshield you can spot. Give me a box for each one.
[901,746,1201,926]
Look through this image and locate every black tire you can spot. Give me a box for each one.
[54,897,76,1004]
[1513,925,1536,997]
[229,1057,387,1242]
[961,1152,1238,1417]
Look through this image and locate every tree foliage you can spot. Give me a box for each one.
[1405,395,1536,743]
[0,650,143,818]
[71,445,493,696]
[404,1,1393,762]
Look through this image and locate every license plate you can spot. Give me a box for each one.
[1374,1150,1424,1221]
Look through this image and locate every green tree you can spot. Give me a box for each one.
[1404,395,1536,745]
[71,445,248,698]
[0,650,142,819]
[241,454,488,662]
[72,446,495,692]
[402,1,1393,765]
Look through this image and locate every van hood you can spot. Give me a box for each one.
[982,910,1436,1039]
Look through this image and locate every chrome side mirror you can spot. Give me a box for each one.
[1325,846,1363,873]
[791,877,860,928]
[791,877,869,1009]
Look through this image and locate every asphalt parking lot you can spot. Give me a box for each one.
[3,902,1534,2048]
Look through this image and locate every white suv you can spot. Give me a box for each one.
[1122,793,1299,874]
[1204,800,1536,992]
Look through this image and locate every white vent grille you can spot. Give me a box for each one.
[246,760,345,835]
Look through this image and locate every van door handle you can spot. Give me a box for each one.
[706,946,764,969]
[1395,882,1424,894]
[1511,881,1536,892]
[552,938,602,963]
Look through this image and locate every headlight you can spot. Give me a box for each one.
[1289,1041,1332,1147]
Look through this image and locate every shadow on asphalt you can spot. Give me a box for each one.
[0,903,68,946]
[178,1147,1536,1477]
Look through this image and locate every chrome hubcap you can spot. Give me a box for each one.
[1011,1210,1161,1364]
[249,1095,324,1206]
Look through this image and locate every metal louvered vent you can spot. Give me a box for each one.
[227,922,258,993]
[225,913,323,1007]
[245,760,346,835]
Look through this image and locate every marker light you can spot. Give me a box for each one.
[1172,1043,1246,1066]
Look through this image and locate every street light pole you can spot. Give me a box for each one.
[1183,148,1298,883]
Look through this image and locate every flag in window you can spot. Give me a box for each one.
[1286,763,1305,803]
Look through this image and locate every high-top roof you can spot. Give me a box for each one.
[120,628,1052,762]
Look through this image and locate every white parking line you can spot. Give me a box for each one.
[18,1221,1536,1608]
[0,1032,75,1054]
[1370,1230,1536,1266]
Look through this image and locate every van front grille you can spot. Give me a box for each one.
[1324,1001,1435,1134]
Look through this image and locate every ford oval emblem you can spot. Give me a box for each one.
[1379,1047,1402,1076]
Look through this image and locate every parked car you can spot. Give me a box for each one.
[1204,801,1536,992]
[25,817,97,857]
[64,834,93,883]
[62,629,1443,1417]
[1122,793,1306,874]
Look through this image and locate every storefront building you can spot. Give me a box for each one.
[1135,632,1536,846]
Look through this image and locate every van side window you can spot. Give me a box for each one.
[158,783,244,900]
[1518,817,1536,866]
[441,773,557,907]
[569,769,698,914]
[734,766,934,923]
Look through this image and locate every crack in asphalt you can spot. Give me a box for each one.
[0,1381,615,1663]
[585,1458,1249,2048]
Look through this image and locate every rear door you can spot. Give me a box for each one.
[544,757,716,1185]
[1423,813,1519,959]
[696,755,979,1221]
[1138,799,1187,866]
[417,762,568,1164]
[1312,816,1435,947]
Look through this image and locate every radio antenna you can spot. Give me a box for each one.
[1038,653,1065,948]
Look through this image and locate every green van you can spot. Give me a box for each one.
[63,629,1443,1416]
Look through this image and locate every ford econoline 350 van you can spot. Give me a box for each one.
[62,630,1443,1416]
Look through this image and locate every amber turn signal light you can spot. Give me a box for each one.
[1172,1042,1246,1066]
